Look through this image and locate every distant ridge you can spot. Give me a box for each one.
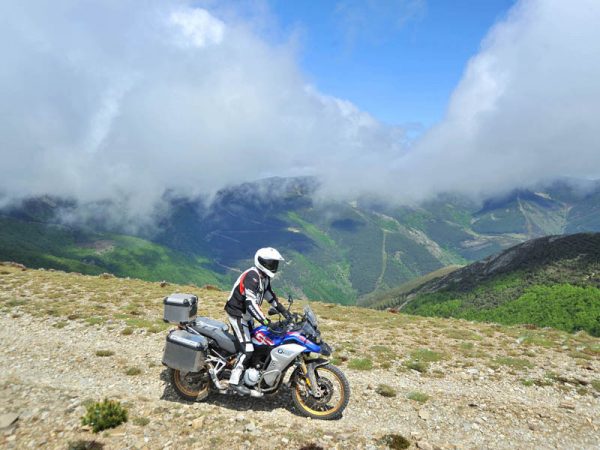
[367,233,600,336]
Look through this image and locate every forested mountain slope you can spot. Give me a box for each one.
[365,233,600,336]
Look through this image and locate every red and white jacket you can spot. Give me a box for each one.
[224,267,286,324]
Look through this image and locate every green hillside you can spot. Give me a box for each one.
[2,178,600,305]
[358,265,463,309]
[0,216,224,288]
[368,233,600,336]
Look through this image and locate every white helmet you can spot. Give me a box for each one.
[254,247,284,278]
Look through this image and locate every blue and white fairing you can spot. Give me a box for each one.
[251,325,322,353]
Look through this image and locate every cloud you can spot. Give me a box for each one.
[390,0,600,200]
[169,8,225,48]
[0,0,405,223]
[0,0,599,227]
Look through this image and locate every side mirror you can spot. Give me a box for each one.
[267,306,279,316]
[287,294,294,305]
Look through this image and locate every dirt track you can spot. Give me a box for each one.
[1,311,599,450]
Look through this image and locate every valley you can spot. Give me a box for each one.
[3,178,600,305]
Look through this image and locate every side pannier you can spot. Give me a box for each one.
[163,293,198,324]
[162,329,208,372]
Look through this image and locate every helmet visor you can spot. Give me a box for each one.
[258,257,279,273]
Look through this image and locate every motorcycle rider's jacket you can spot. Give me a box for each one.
[225,267,287,325]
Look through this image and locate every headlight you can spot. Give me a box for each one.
[320,342,332,356]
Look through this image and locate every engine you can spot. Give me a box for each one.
[243,368,261,386]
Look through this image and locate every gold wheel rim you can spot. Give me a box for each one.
[294,367,345,417]
[174,370,208,397]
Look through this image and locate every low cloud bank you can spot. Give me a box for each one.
[1,0,599,227]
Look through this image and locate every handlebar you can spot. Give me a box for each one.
[268,312,303,331]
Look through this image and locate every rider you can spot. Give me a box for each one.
[224,247,290,395]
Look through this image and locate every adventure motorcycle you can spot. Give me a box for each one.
[161,293,350,420]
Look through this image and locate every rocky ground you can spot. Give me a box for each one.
[0,265,599,449]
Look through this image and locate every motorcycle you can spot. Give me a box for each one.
[161,293,350,420]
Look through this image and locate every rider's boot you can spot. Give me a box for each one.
[229,365,251,395]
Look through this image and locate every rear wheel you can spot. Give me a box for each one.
[170,368,210,402]
[292,364,350,420]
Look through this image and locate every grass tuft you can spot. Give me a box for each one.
[375,384,397,397]
[377,433,410,449]
[125,367,142,376]
[348,358,373,370]
[406,391,430,403]
[95,350,114,357]
[67,440,104,450]
[132,416,150,426]
[493,357,534,370]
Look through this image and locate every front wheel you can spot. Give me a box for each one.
[170,368,210,402]
[291,364,350,420]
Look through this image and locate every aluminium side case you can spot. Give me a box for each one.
[162,329,208,372]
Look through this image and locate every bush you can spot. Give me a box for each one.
[95,350,114,357]
[348,358,373,370]
[67,440,104,450]
[121,327,134,336]
[403,360,428,373]
[376,384,397,397]
[377,433,410,449]
[81,399,128,433]
[592,379,600,393]
[125,367,142,376]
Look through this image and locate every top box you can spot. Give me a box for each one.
[163,293,198,324]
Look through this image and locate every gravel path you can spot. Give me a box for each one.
[1,312,599,450]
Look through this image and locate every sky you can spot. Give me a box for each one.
[271,0,516,127]
[1,0,600,228]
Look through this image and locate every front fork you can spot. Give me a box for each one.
[294,356,329,398]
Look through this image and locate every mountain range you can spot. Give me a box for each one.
[361,232,600,336]
[2,177,600,304]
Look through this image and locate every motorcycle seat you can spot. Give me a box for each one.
[195,317,229,332]
[192,317,237,354]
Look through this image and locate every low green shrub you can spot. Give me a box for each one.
[375,384,397,397]
[125,367,142,376]
[81,399,128,433]
[377,433,410,449]
[67,440,104,450]
[410,348,445,362]
[95,350,114,357]
[403,360,428,373]
[406,391,429,403]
